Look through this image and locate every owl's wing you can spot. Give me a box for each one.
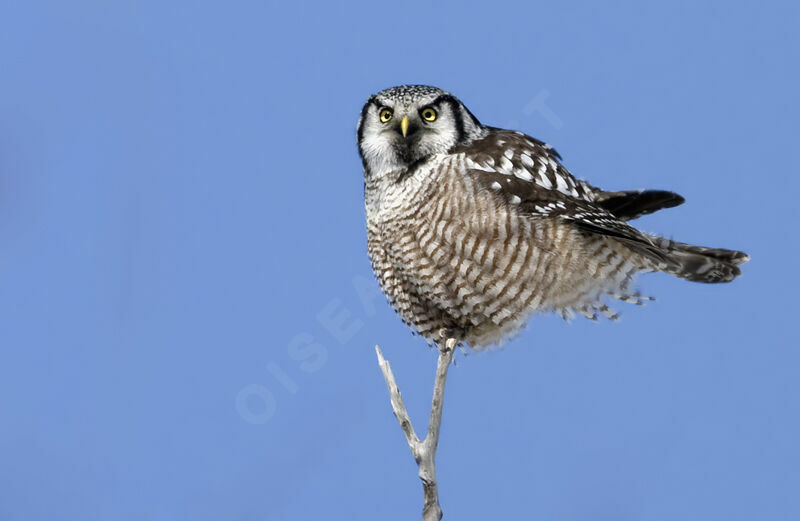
[457,130,678,267]
[578,180,686,221]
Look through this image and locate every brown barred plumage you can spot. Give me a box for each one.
[358,85,748,349]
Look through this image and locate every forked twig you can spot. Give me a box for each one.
[375,338,456,521]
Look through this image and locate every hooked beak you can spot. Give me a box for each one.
[400,115,410,138]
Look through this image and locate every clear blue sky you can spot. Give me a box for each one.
[1,1,798,520]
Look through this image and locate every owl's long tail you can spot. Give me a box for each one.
[649,237,750,283]
[593,188,749,283]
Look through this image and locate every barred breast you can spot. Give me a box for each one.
[366,155,643,349]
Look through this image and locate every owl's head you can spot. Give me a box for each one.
[357,85,485,176]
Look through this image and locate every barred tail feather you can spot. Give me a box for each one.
[652,237,749,283]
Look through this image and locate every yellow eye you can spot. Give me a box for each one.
[421,108,437,122]
[379,108,393,123]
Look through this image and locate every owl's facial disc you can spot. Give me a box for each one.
[357,85,485,177]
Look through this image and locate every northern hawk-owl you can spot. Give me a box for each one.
[358,85,748,348]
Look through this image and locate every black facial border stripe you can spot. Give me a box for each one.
[356,95,378,144]
[431,94,465,144]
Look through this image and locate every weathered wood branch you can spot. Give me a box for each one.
[375,338,456,521]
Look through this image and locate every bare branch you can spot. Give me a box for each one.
[375,340,456,521]
[375,345,421,455]
[425,338,456,449]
